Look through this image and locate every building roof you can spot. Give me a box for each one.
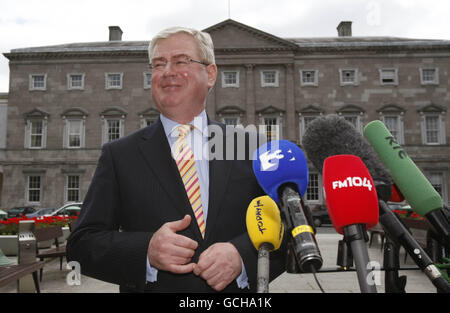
[288,36,450,50]
[4,19,450,59]
[9,41,150,54]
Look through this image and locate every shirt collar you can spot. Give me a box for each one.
[160,109,208,139]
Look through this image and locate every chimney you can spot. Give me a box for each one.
[337,21,352,37]
[109,26,123,41]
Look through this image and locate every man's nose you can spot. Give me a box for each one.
[162,61,177,76]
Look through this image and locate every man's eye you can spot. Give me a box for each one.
[176,60,188,65]
[154,63,166,68]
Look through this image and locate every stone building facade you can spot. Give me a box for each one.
[1,19,449,211]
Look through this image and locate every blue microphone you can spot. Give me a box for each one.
[253,140,323,273]
[252,140,309,204]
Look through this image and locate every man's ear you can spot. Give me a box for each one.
[206,64,218,89]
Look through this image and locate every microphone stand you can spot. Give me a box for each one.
[256,242,272,293]
[383,234,407,293]
[343,224,378,293]
[378,200,450,293]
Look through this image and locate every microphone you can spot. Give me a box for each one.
[253,140,323,273]
[323,154,379,293]
[246,195,284,293]
[302,115,393,199]
[364,120,450,247]
[303,115,450,292]
[389,184,405,203]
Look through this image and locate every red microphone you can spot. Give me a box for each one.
[323,154,379,293]
[389,184,405,203]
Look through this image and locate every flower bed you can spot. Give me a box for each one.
[0,215,78,235]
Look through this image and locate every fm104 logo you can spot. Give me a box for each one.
[332,176,373,191]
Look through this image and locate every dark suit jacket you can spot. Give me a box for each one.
[66,117,286,292]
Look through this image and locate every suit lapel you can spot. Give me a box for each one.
[137,119,203,241]
[204,120,233,241]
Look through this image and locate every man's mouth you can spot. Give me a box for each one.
[162,82,182,90]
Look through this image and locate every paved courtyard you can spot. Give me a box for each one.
[0,227,439,293]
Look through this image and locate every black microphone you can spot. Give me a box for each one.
[303,115,450,293]
[302,115,392,199]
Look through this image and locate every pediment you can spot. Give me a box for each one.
[204,19,297,51]
[138,107,160,117]
[336,104,365,114]
[100,106,128,117]
[376,104,406,114]
[216,105,246,115]
[23,108,50,119]
[417,103,447,113]
[256,105,285,115]
[297,105,325,115]
[61,107,89,117]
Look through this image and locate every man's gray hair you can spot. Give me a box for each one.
[148,27,215,65]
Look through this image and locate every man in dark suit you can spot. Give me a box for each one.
[66,26,286,292]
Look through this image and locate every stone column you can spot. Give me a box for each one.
[206,80,216,120]
[245,64,255,126]
[285,63,296,141]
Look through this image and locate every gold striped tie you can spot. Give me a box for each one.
[174,124,206,238]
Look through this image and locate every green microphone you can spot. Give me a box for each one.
[364,120,450,246]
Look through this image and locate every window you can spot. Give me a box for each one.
[344,115,358,128]
[306,173,320,202]
[223,117,239,126]
[30,120,43,148]
[107,120,121,141]
[221,71,239,88]
[25,119,47,149]
[429,172,444,197]
[261,70,279,87]
[342,114,363,133]
[382,115,404,144]
[420,68,439,85]
[340,69,358,85]
[423,115,441,144]
[300,70,318,86]
[300,115,318,144]
[102,119,124,144]
[380,69,398,85]
[27,175,41,204]
[66,175,80,202]
[29,74,47,91]
[141,117,157,128]
[143,72,152,89]
[64,119,85,148]
[68,73,85,90]
[263,117,280,142]
[105,73,123,89]
[101,108,127,145]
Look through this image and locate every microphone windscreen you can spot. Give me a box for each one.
[246,195,284,251]
[302,115,392,188]
[323,154,379,234]
[389,184,405,203]
[364,120,443,216]
[253,140,309,204]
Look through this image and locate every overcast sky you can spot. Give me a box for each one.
[1,0,450,92]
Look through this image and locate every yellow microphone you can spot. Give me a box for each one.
[246,195,284,293]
